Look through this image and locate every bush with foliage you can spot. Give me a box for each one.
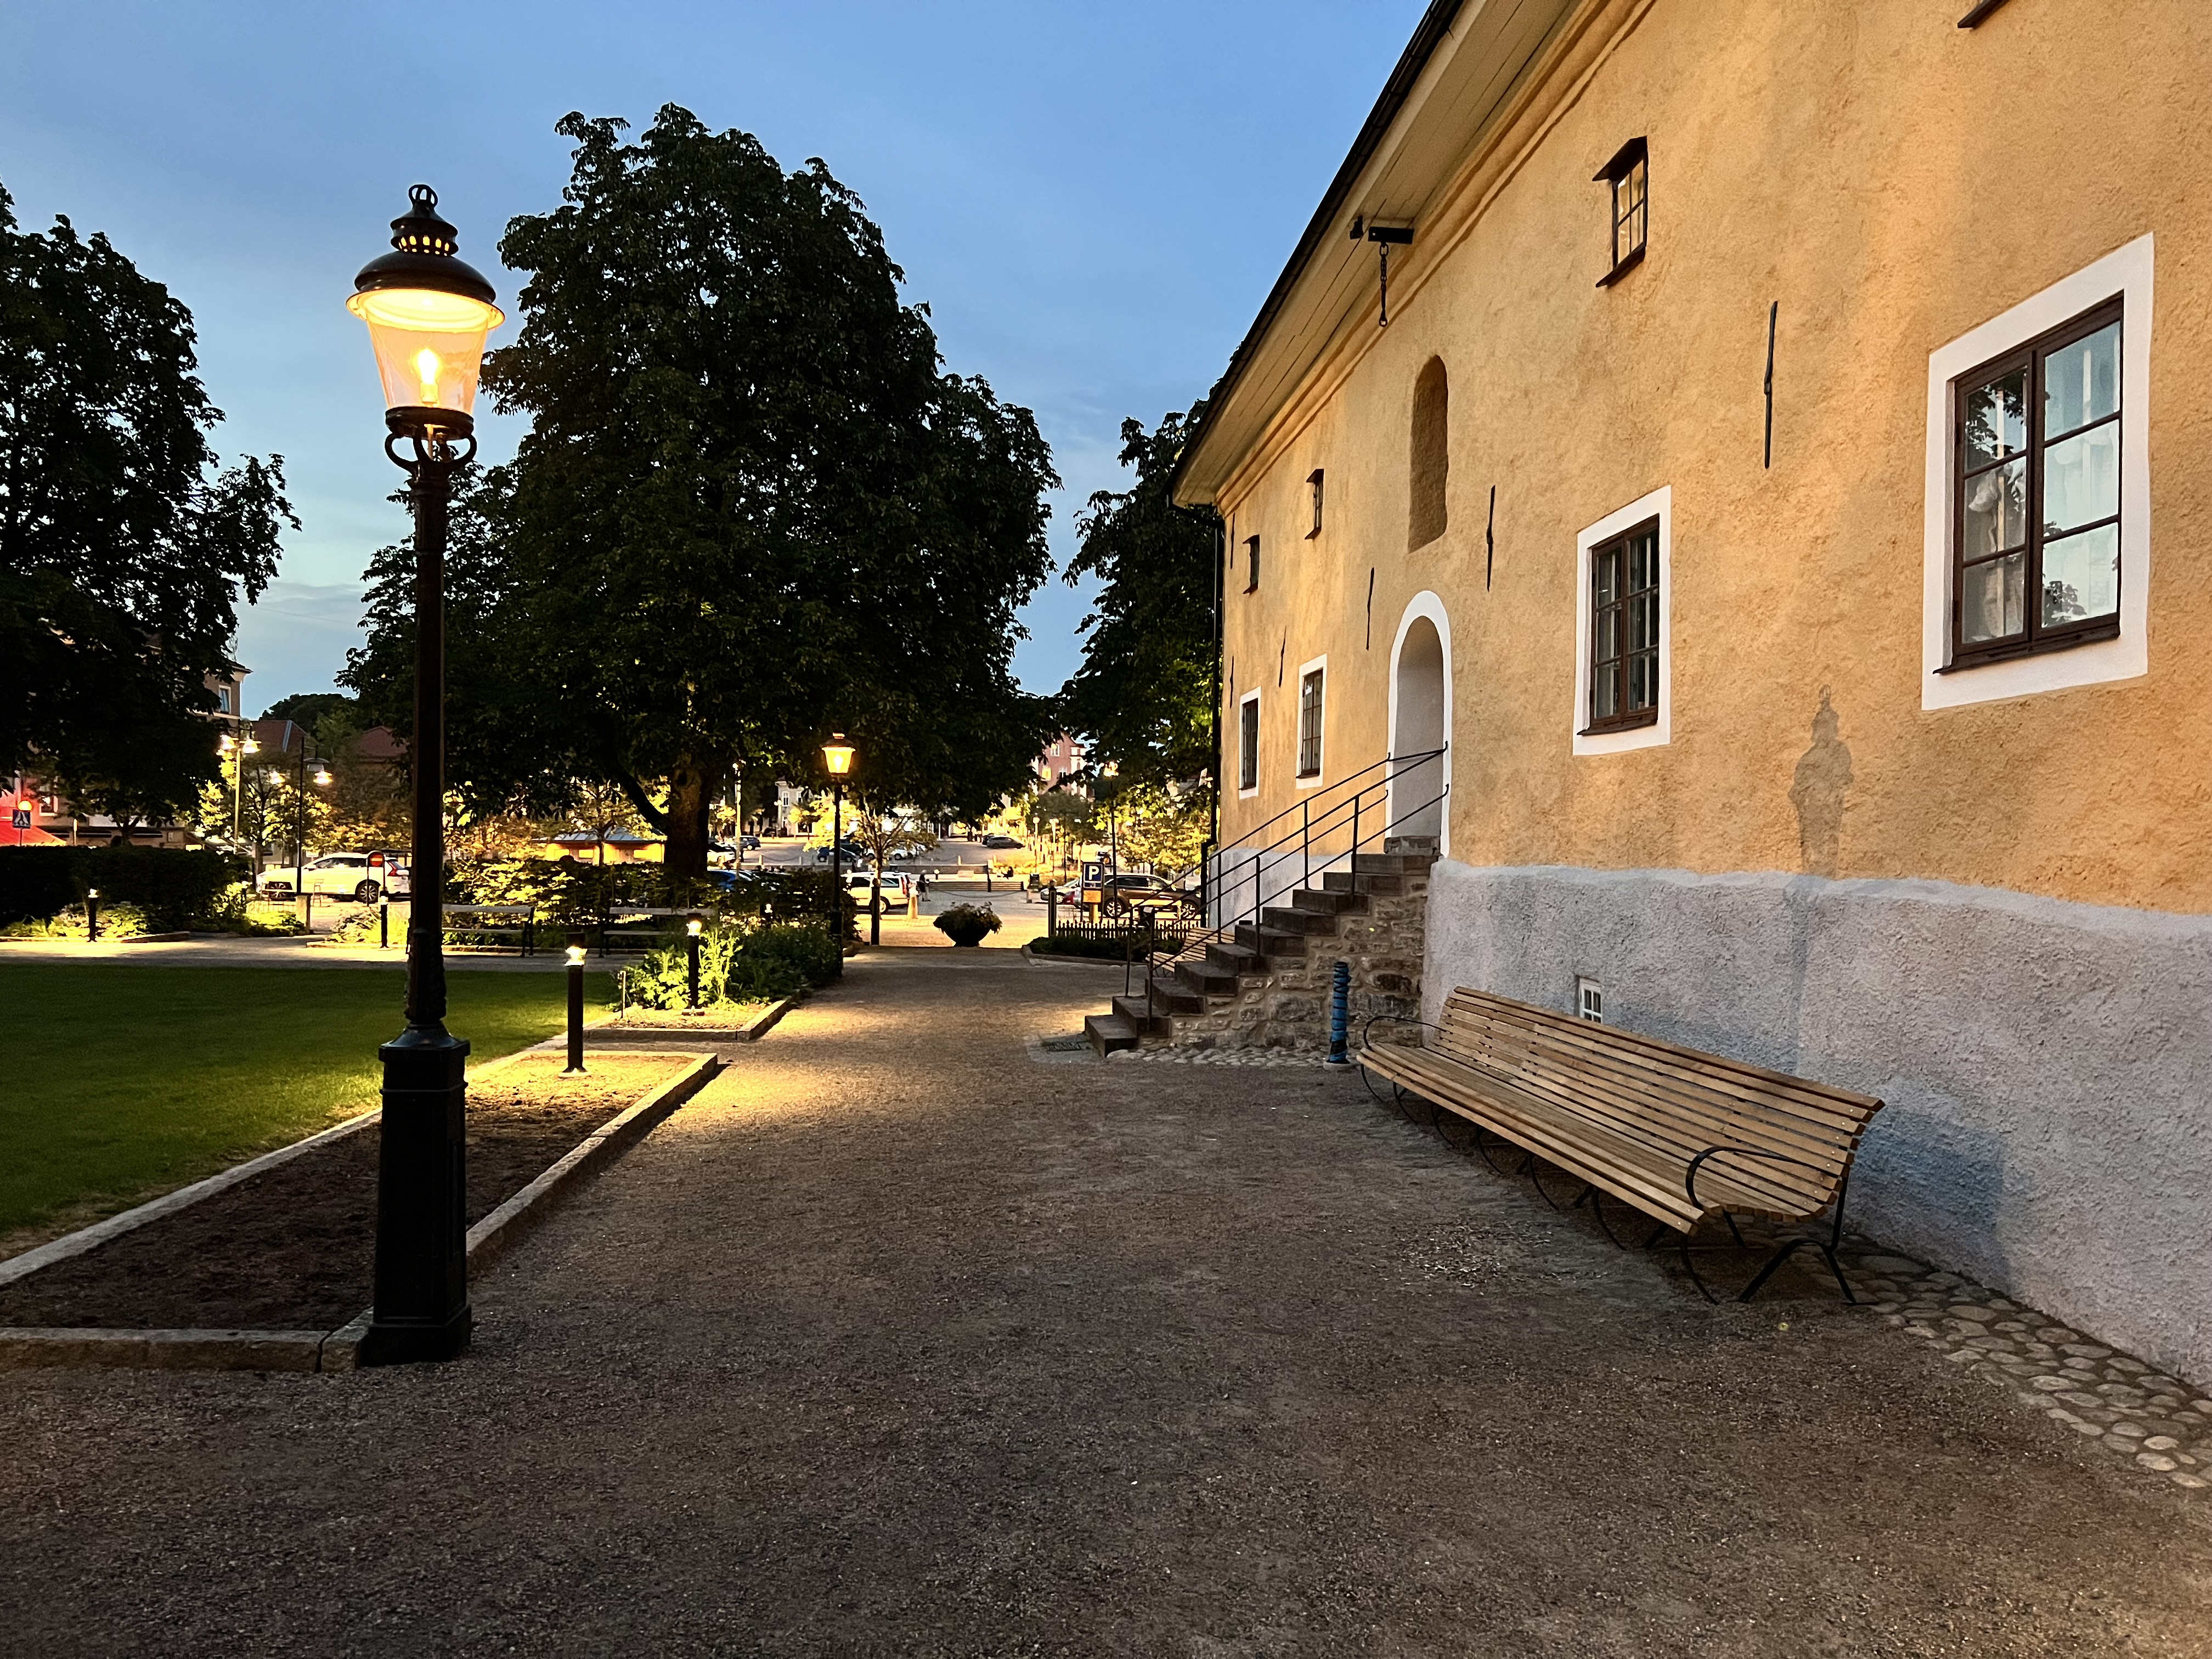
[622,919,839,1009]
[0,901,151,940]
[0,845,250,929]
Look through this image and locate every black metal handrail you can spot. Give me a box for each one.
[1140,752,1447,1031]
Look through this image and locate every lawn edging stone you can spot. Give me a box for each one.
[0,1108,381,1286]
[0,1049,719,1375]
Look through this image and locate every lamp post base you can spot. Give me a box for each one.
[363,1025,472,1366]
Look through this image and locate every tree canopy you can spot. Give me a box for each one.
[343,107,1058,874]
[1057,407,1218,792]
[0,180,292,823]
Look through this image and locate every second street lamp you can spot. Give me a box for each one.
[821,736,855,977]
[348,183,504,1366]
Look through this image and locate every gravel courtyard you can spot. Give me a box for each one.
[2,947,2207,1655]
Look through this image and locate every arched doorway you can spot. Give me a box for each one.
[1388,595,1451,851]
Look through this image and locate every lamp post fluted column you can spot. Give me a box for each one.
[348,184,504,1367]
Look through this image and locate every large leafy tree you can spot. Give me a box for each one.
[347,108,1057,873]
[1057,407,1218,792]
[0,181,292,823]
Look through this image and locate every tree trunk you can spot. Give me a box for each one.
[663,755,716,878]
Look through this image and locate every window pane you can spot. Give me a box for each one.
[1963,368,2026,469]
[1629,588,1658,652]
[2041,421,2119,536]
[1962,456,2028,557]
[1593,547,1618,607]
[2040,523,2120,627]
[2044,320,2120,438]
[1593,662,1618,720]
[1596,605,1620,663]
[1628,650,1657,712]
[1960,552,2026,644]
[1628,531,1657,592]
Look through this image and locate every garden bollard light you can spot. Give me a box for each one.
[686,912,704,1009]
[563,935,588,1075]
[379,895,390,949]
[85,887,100,942]
[1327,960,1352,1066]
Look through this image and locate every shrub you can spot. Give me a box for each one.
[622,920,839,1009]
[0,901,151,940]
[0,846,250,930]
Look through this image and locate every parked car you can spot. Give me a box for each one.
[811,840,868,865]
[258,851,402,902]
[740,833,761,850]
[980,833,1024,850]
[844,870,913,914]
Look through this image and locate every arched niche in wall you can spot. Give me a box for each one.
[1409,357,1449,550]
[1387,591,1451,852]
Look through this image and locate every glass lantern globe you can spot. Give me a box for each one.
[821,736,856,777]
[347,185,503,442]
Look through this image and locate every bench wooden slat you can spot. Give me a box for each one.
[1431,1017,1857,1194]
[1444,990,1877,1128]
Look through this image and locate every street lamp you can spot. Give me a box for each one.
[685,912,705,1009]
[348,183,503,1366]
[821,736,854,977]
[218,733,259,847]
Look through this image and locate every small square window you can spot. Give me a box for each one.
[1306,470,1324,539]
[1245,535,1261,594]
[1297,669,1325,778]
[1594,138,1647,287]
[1577,977,1604,1024]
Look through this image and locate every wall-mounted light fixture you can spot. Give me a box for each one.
[1351,216,1415,326]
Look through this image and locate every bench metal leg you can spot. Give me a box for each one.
[1580,1184,1626,1249]
[1737,1237,1855,1304]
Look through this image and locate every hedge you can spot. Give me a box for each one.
[0,846,250,931]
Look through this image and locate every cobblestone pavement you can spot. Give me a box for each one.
[1,947,2207,1655]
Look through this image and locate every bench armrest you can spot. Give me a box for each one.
[1684,1144,1836,1211]
[1358,1012,1446,1051]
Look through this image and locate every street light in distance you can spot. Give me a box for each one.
[821,736,855,978]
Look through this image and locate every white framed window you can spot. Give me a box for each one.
[1922,235,2152,710]
[1295,656,1327,785]
[1577,977,1604,1023]
[1572,486,1671,756]
[1238,691,1261,798]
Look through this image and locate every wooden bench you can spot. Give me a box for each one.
[1360,987,1883,1302]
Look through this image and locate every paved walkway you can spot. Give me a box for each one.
[1,947,2205,1654]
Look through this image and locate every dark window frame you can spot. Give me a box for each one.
[1582,517,1661,736]
[1296,668,1325,778]
[1594,137,1648,287]
[1946,297,2124,670]
[1306,469,1324,539]
[1238,694,1260,792]
[1245,534,1260,594]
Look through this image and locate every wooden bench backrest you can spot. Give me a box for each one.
[1436,988,1883,1215]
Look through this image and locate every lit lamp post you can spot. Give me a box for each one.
[218,733,259,847]
[685,913,705,1010]
[821,736,855,977]
[347,184,503,1365]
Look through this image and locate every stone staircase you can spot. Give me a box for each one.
[1082,850,1435,1056]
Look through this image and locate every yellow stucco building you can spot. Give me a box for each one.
[1175,0,2211,1384]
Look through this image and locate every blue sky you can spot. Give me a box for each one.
[0,1,1422,712]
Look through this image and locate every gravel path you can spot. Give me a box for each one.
[1,947,2205,1655]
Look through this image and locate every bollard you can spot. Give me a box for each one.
[563,934,588,1075]
[379,895,390,949]
[84,887,100,943]
[1045,882,1058,938]
[1327,960,1352,1065]
[685,913,704,1009]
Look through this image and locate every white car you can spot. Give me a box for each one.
[259,852,404,902]
[844,870,913,914]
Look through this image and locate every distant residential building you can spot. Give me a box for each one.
[1034,734,1085,787]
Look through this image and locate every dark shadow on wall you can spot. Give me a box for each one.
[1790,687,1853,879]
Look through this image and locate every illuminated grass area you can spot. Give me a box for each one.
[0,963,613,1240]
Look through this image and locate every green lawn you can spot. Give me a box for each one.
[0,964,613,1239]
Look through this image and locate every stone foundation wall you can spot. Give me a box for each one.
[1166,866,1431,1052]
